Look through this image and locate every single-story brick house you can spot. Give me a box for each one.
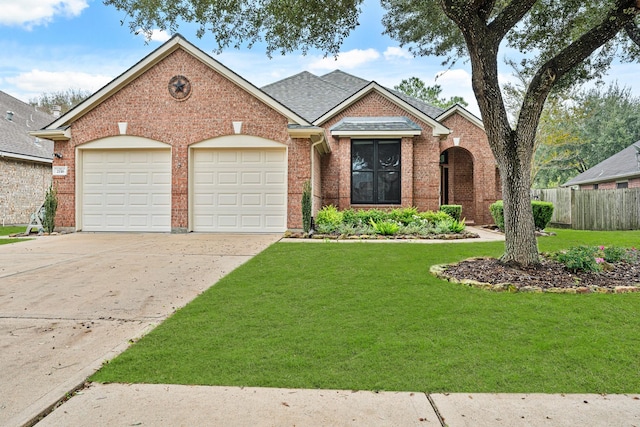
[563,140,640,190]
[33,34,500,233]
[1,91,53,225]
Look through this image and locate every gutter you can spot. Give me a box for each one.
[0,151,53,164]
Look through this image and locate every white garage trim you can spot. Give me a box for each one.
[189,138,287,233]
[76,136,172,232]
[191,134,287,149]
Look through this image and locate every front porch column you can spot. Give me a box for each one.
[338,137,351,210]
[401,136,414,206]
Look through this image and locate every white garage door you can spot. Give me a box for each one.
[82,149,171,232]
[192,148,287,232]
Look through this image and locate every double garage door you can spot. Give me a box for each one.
[81,147,286,233]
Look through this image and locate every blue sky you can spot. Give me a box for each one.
[0,0,638,117]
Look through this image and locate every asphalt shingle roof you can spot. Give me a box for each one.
[330,116,422,132]
[261,70,444,123]
[563,141,640,186]
[0,91,53,162]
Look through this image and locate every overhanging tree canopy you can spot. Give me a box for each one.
[105,0,640,266]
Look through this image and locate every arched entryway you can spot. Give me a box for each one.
[439,147,476,223]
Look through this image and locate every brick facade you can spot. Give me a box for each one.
[580,177,640,190]
[53,48,311,230]
[318,92,500,224]
[0,158,51,224]
[47,37,501,232]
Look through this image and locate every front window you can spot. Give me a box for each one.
[351,139,400,204]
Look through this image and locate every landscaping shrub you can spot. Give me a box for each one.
[313,206,466,236]
[389,207,419,225]
[418,210,451,224]
[490,200,554,231]
[370,219,400,235]
[532,201,554,230]
[316,205,343,231]
[435,217,466,234]
[489,200,504,230]
[555,245,602,272]
[301,180,311,233]
[43,183,58,233]
[440,205,462,221]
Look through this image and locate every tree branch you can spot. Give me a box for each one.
[625,21,640,46]
[518,0,639,139]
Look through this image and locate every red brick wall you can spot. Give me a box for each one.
[53,48,310,230]
[439,113,500,225]
[580,177,640,190]
[319,91,442,212]
[318,92,500,224]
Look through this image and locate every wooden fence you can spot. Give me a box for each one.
[531,188,640,230]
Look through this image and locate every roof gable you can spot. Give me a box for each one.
[0,91,53,162]
[314,82,450,136]
[563,141,640,186]
[436,104,484,130]
[39,34,311,134]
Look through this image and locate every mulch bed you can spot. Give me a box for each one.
[283,231,480,240]
[432,257,640,293]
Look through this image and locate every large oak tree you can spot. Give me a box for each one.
[106,0,640,266]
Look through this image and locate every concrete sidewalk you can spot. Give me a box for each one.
[36,383,640,426]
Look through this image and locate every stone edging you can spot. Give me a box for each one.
[430,259,640,294]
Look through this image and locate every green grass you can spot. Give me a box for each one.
[91,229,640,393]
[0,225,27,236]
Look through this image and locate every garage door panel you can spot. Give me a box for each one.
[82,149,171,232]
[193,148,286,232]
[219,172,238,185]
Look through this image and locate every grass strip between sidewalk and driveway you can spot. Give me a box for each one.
[91,229,640,393]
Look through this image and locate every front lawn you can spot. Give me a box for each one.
[91,229,640,393]
[0,225,26,236]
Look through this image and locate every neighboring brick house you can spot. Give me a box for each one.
[0,91,53,225]
[563,141,640,190]
[33,34,500,233]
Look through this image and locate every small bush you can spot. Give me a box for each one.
[532,201,554,230]
[435,217,466,234]
[370,219,400,235]
[389,207,419,225]
[602,246,627,263]
[440,205,462,221]
[418,210,451,224]
[556,246,601,273]
[43,183,58,233]
[302,180,312,233]
[489,201,505,231]
[316,205,343,228]
[489,200,554,231]
[355,208,387,225]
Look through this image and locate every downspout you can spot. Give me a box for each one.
[310,134,326,218]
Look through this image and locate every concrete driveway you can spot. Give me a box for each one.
[0,232,280,427]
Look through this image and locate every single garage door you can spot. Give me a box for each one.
[192,148,287,232]
[82,149,171,232]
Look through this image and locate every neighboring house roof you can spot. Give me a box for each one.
[563,141,640,186]
[0,90,53,163]
[33,34,316,142]
[261,69,445,124]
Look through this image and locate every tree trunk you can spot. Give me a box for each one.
[499,151,539,266]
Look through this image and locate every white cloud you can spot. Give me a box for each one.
[308,48,380,71]
[0,0,88,27]
[6,69,111,98]
[137,28,172,43]
[383,46,412,60]
[434,69,479,116]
